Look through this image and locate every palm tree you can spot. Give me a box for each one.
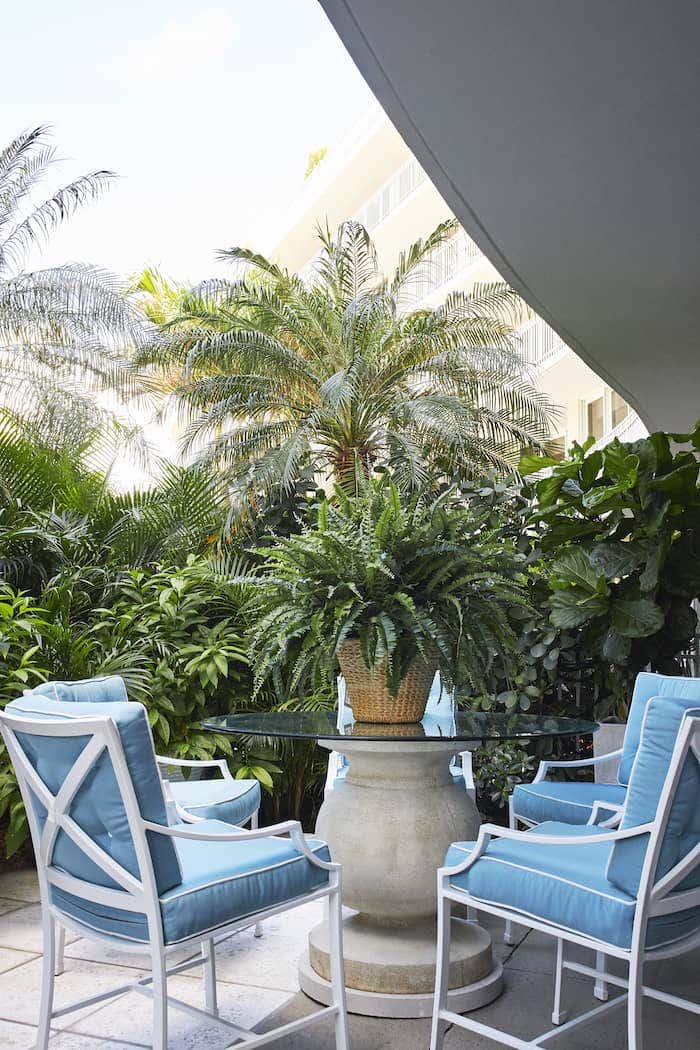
[0,126,148,428]
[139,219,557,498]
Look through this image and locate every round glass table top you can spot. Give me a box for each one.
[202,710,597,743]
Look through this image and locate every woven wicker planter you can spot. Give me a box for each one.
[337,639,439,724]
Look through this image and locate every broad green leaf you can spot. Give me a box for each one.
[518,454,562,476]
[610,598,665,638]
[549,589,608,628]
[602,441,639,486]
[550,549,601,593]
[589,541,645,579]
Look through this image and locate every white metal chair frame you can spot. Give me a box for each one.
[54,753,265,975]
[1,709,349,1050]
[431,712,700,1050]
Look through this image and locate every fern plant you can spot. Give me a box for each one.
[249,478,530,698]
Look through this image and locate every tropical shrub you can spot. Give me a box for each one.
[521,424,700,717]
[0,586,51,858]
[136,220,556,507]
[89,558,254,760]
[249,478,530,698]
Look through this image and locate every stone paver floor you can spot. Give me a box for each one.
[1,867,698,1049]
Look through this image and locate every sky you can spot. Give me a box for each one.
[0,0,377,283]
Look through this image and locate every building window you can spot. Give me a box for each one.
[587,396,605,441]
[612,391,630,429]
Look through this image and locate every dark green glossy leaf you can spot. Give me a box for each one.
[610,598,665,638]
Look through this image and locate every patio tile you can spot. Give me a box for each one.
[0,868,41,903]
[252,990,433,1049]
[0,904,79,954]
[68,975,291,1049]
[0,945,39,974]
[503,926,628,980]
[181,900,325,992]
[64,936,196,974]
[0,897,26,917]
[443,959,700,1049]
[0,1019,57,1049]
[0,954,147,1029]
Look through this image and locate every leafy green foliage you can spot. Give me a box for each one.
[521,425,700,715]
[90,559,253,760]
[0,586,51,857]
[249,477,530,698]
[135,220,556,506]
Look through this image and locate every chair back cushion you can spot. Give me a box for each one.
[5,692,181,895]
[608,694,700,897]
[619,672,700,785]
[32,676,129,704]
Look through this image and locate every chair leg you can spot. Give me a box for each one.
[627,951,644,1050]
[37,912,56,1050]
[151,948,168,1050]
[551,937,568,1025]
[327,883,349,1050]
[430,889,452,1050]
[594,949,609,1001]
[251,811,263,939]
[202,938,218,1017]
[504,798,516,945]
[54,924,66,976]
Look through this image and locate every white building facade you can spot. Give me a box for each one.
[270,105,647,455]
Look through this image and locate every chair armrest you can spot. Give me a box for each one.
[588,801,625,828]
[442,818,654,878]
[156,756,232,779]
[533,748,623,783]
[142,818,338,871]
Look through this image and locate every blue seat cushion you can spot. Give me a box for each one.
[448,822,700,950]
[512,780,627,826]
[52,821,331,944]
[169,778,261,825]
[620,673,700,785]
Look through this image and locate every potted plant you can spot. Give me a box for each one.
[249,479,529,723]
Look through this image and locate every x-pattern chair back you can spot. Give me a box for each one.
[2,713,154,911]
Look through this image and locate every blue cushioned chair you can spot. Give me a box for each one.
[431,693,700,1050]
[0,693,349,1050]
[33,676,265,970]
[32,677,262,831]
[324,673,475,798]
[506,672,700,946]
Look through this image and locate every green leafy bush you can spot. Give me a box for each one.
[0,586,51,858]
[522,424,700,716]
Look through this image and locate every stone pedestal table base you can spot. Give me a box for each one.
[298,739,503,1018]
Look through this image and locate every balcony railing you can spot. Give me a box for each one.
[399,229,482,308]
[517,317,569,370]
[591,409,645,451]
[355,157,427,232]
